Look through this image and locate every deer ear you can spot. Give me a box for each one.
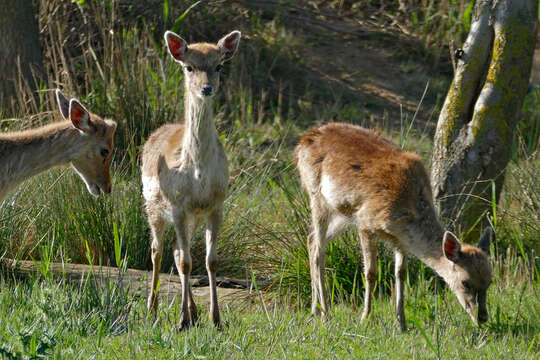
[69,99,92,133]
[443,231,462,263]
[56,89,70,120]
[217,30,241,61]
[477,227,492,255]
[164,31,188,63]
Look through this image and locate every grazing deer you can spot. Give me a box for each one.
[0,89,117,202]
[294,122,493,330]
[142,30,241,329]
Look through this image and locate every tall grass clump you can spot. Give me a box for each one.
[0,162,149,267]
[498,143,539,262]
[0,271,136,358]
[493,89,540,265]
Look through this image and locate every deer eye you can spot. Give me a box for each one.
[462,281,472,290]
[185,66,193,72]
[100,148,109,157]
[216,64,223,72]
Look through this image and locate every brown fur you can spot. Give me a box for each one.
[295,122,493,329]
[294,123,432,228]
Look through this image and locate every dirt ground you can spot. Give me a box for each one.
[234,0,453,131]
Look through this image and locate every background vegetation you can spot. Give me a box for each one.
[0,0,538,358]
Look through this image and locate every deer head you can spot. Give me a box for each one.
[442,228,493,324]
[164,30,241,99]
[56,89,117,196]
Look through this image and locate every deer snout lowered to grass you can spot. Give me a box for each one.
[294,122,493,330]
[0,89,117,201]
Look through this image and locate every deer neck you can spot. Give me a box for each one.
[181,92,218,164]
[1,123,83,194]
[404,209,455,281]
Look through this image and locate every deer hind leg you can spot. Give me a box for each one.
[172,209,197,330]
[359,230,378,323]
[205,208,222,328]
[308,200,333,318]
[394,249,407,331]
[147,214,165,314]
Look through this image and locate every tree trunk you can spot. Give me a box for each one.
[0,0,43,114]
[431,0,537,237]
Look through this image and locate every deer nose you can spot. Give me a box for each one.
[103,181,112,194]
[201,86,213,97]
[478,310,488,324]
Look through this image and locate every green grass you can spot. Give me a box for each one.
[0,258,538,359]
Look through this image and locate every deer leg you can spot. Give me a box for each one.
[147,215,164,314]
[359,231,377,323]
[187,285,198,326]
[172,209,196,330]
[185,217,202,327]
[394,249,407,331]
[205,209,222,328]
[308,203,330,318]
[307,232,319,316]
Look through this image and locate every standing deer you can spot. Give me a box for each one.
[294,122,493,330]
[0,89,117,202]
[142,30,241,329]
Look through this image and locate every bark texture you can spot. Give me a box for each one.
[431,0,538,235]
[0,0,43,112]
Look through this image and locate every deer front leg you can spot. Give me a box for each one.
[147,215,164,314]
[394,249,407,331]
[172,210,197,330]
[205,209,222,328]
[359,231,377,323]
[308,203,330,318]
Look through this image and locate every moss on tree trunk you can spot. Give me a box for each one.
[431,0,537,238]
